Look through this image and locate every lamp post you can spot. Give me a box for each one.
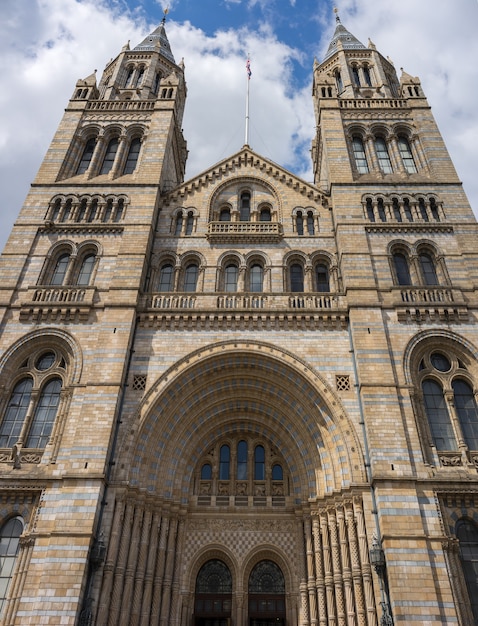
[369,536,394,626]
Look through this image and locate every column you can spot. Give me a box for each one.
[140,508,161,626]
[312,515,327,626]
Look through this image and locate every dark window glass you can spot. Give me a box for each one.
[184,264,198,292]
[26,378,62,448]
[250,264,263,293]
[0,379,33,448]
[430,353,451,372]
[363,66,372,86]
[307,212,315,235]
[453,379,478,450]
[422,379,456,450]
[100,138,119,175]
[260,207,271,221]
[316,263,330,292]
[430,198,440,221]
[51,253,70,286]
[404,198,413,221]
[135,67,144,87]
[0,517,24,614]
[335,71,343,92]
[237,440,248,480]
[174,214,183,236]
[290,263,304,292]
[457,519,478,624]
[123,138,141,174]
[296,212,304,235]
[77,254,96,286]
[36,352,55,371]
[254,445,265,480]
[219,208,231,222]
[352,136,369,173]
[366,198,375,222]
[375,137,393,173]
[124,68,134,87]
[272,464,283,480]
[219,445,230,480]
[195,560,232,594]
[377,198,386,222]
[240,192,251,221]
[392,198,402,222]
[419,198,429,222]
[224,265,238,292]
[158,264,174,292]
[201,463,212,480]
[398,136,417,173]
[185,213,194,235]
[419,253,438,285]
[103,199,113,223]
[76,138,95,175]
[393,253,412,286]
[352,66,360,86]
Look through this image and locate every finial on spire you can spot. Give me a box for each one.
[162,6,169,24]
[333,7,341,23]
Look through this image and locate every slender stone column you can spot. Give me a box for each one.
[150,515,170,626]
[141,509,161,626]
[312,515,327,626]
[337,506,354,626]
[328,509,346,626]
[305,516,318,626]
[159,515,179,626]
[108,500,135,626]
[131,507,153,626]
[321,511,335,625]
[119,505,144,624]
[345,503,366,626]
[354,499,377,626]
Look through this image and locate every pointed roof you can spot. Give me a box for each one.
[323,11,367,62]
[134,17,176,63]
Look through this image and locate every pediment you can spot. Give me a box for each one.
[161,146,327,207]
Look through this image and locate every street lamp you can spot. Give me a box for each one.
[370,536,393,626]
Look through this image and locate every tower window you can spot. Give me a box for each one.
[76,254,96,286]
[100,138,119,175]
[76,138,95,175]
[377,198,386,222]
[219,208,231,222]
[240,192,251,221]
[25,378,62,448]
[135,67,144,87]
[153,72,161,94]
[363,65,372,87]
[183,264,199,292]
[51,253,70,285]
[224,264,238,292]
[393,252,412,286]
[123,137,141,175]
[249,264,263,293]
[290,263,304,292]
[398,136,417,173]
[158,264,174,292]
[403,198,413,221]
[452,379,478,450]
[174,214,183,236]
[352,136,369,174]
[375,137,393,173]
[296,212,304,235]
[315,263,330,292]
[237,440,248,480]
[419,252,438,285]
[0,378,33,448]
[0,517,24,614]
[422,379,456,450]
[185,212,194,236]
[124,68,134,87]
[219,444,230,480]
[392,198,402,222]
[335,70,343,93]
[254,445,265,480]
[352,65,360,87]
[307,212,315,235]
[260,206,271,222]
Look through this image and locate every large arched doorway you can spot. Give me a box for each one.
[248,560,286,625]
[194,559,232,626]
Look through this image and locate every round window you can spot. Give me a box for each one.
[36,352,56,371]
[430,352,451,372]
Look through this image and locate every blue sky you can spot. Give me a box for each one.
[0,0,477,251]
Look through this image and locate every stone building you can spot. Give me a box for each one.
[0,10,477,626]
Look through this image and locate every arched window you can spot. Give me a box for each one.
[224,264,238,292]
[219,445,230,480]
[296,212,304,236]
[352,136,369,174]
[200,463,212,480]
[430,198,440,221]
[219,208,231,222]
[240,192,251,221]
[366,198,375,222]
[76,254,96,286]
[183,264,198,292]
[419,252,438,285]
[158,264,174,292]
[76,198,87,222]
[51,198,62,221]
[453,379,478,450]
[194,560,232,623]
[315,263,330,292]
[50,253,70,285]
[87,198,98,222]
[0,378,33,448]
[0,516,24,614]
[392,198,402,222]
[237,440,248,480]
[398,136,417,173]
[307,212,315,235]
[377,198,386,222]
[249,264,263,293]
[375,137,393,173]
[174,214,183,236]
[335,70,343,93]
[249,561,286,623]
[103,199,113,223]
[456,519,478,623]
[135,67,144,87]
[185,212,194,236]
[152,72,161,95]
[25,378,62,448]
[272,464,283,480]
[100,138,119,175]
[393,252,411,286]
[290,263,304,292]
[76,138,95,175]
[403,198,413,221]
[254,445,265,480]
[363,65,372,87]
[124,68,134,87]
[422,379,456,450]
[114,198,124,222]
[260,206,271,222]
[352,65,360,86]
[123,137,141,174]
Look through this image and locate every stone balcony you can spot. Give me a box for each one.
[19,286,96,322]
[206,221,283,243]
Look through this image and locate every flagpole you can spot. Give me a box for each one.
[245,56,251,146]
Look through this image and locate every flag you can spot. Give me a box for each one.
[246,58,252,79]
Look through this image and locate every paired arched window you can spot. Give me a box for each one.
[0,516,24,614]
[392,247,441,287]
[418,349,478,455]
[173,210,196,235]
[0,351,64,450]
[43,246,98,287]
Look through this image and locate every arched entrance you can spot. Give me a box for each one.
[248,560,286,626]
[194,559,232,626]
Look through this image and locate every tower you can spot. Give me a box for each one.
[1,11,478,626]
